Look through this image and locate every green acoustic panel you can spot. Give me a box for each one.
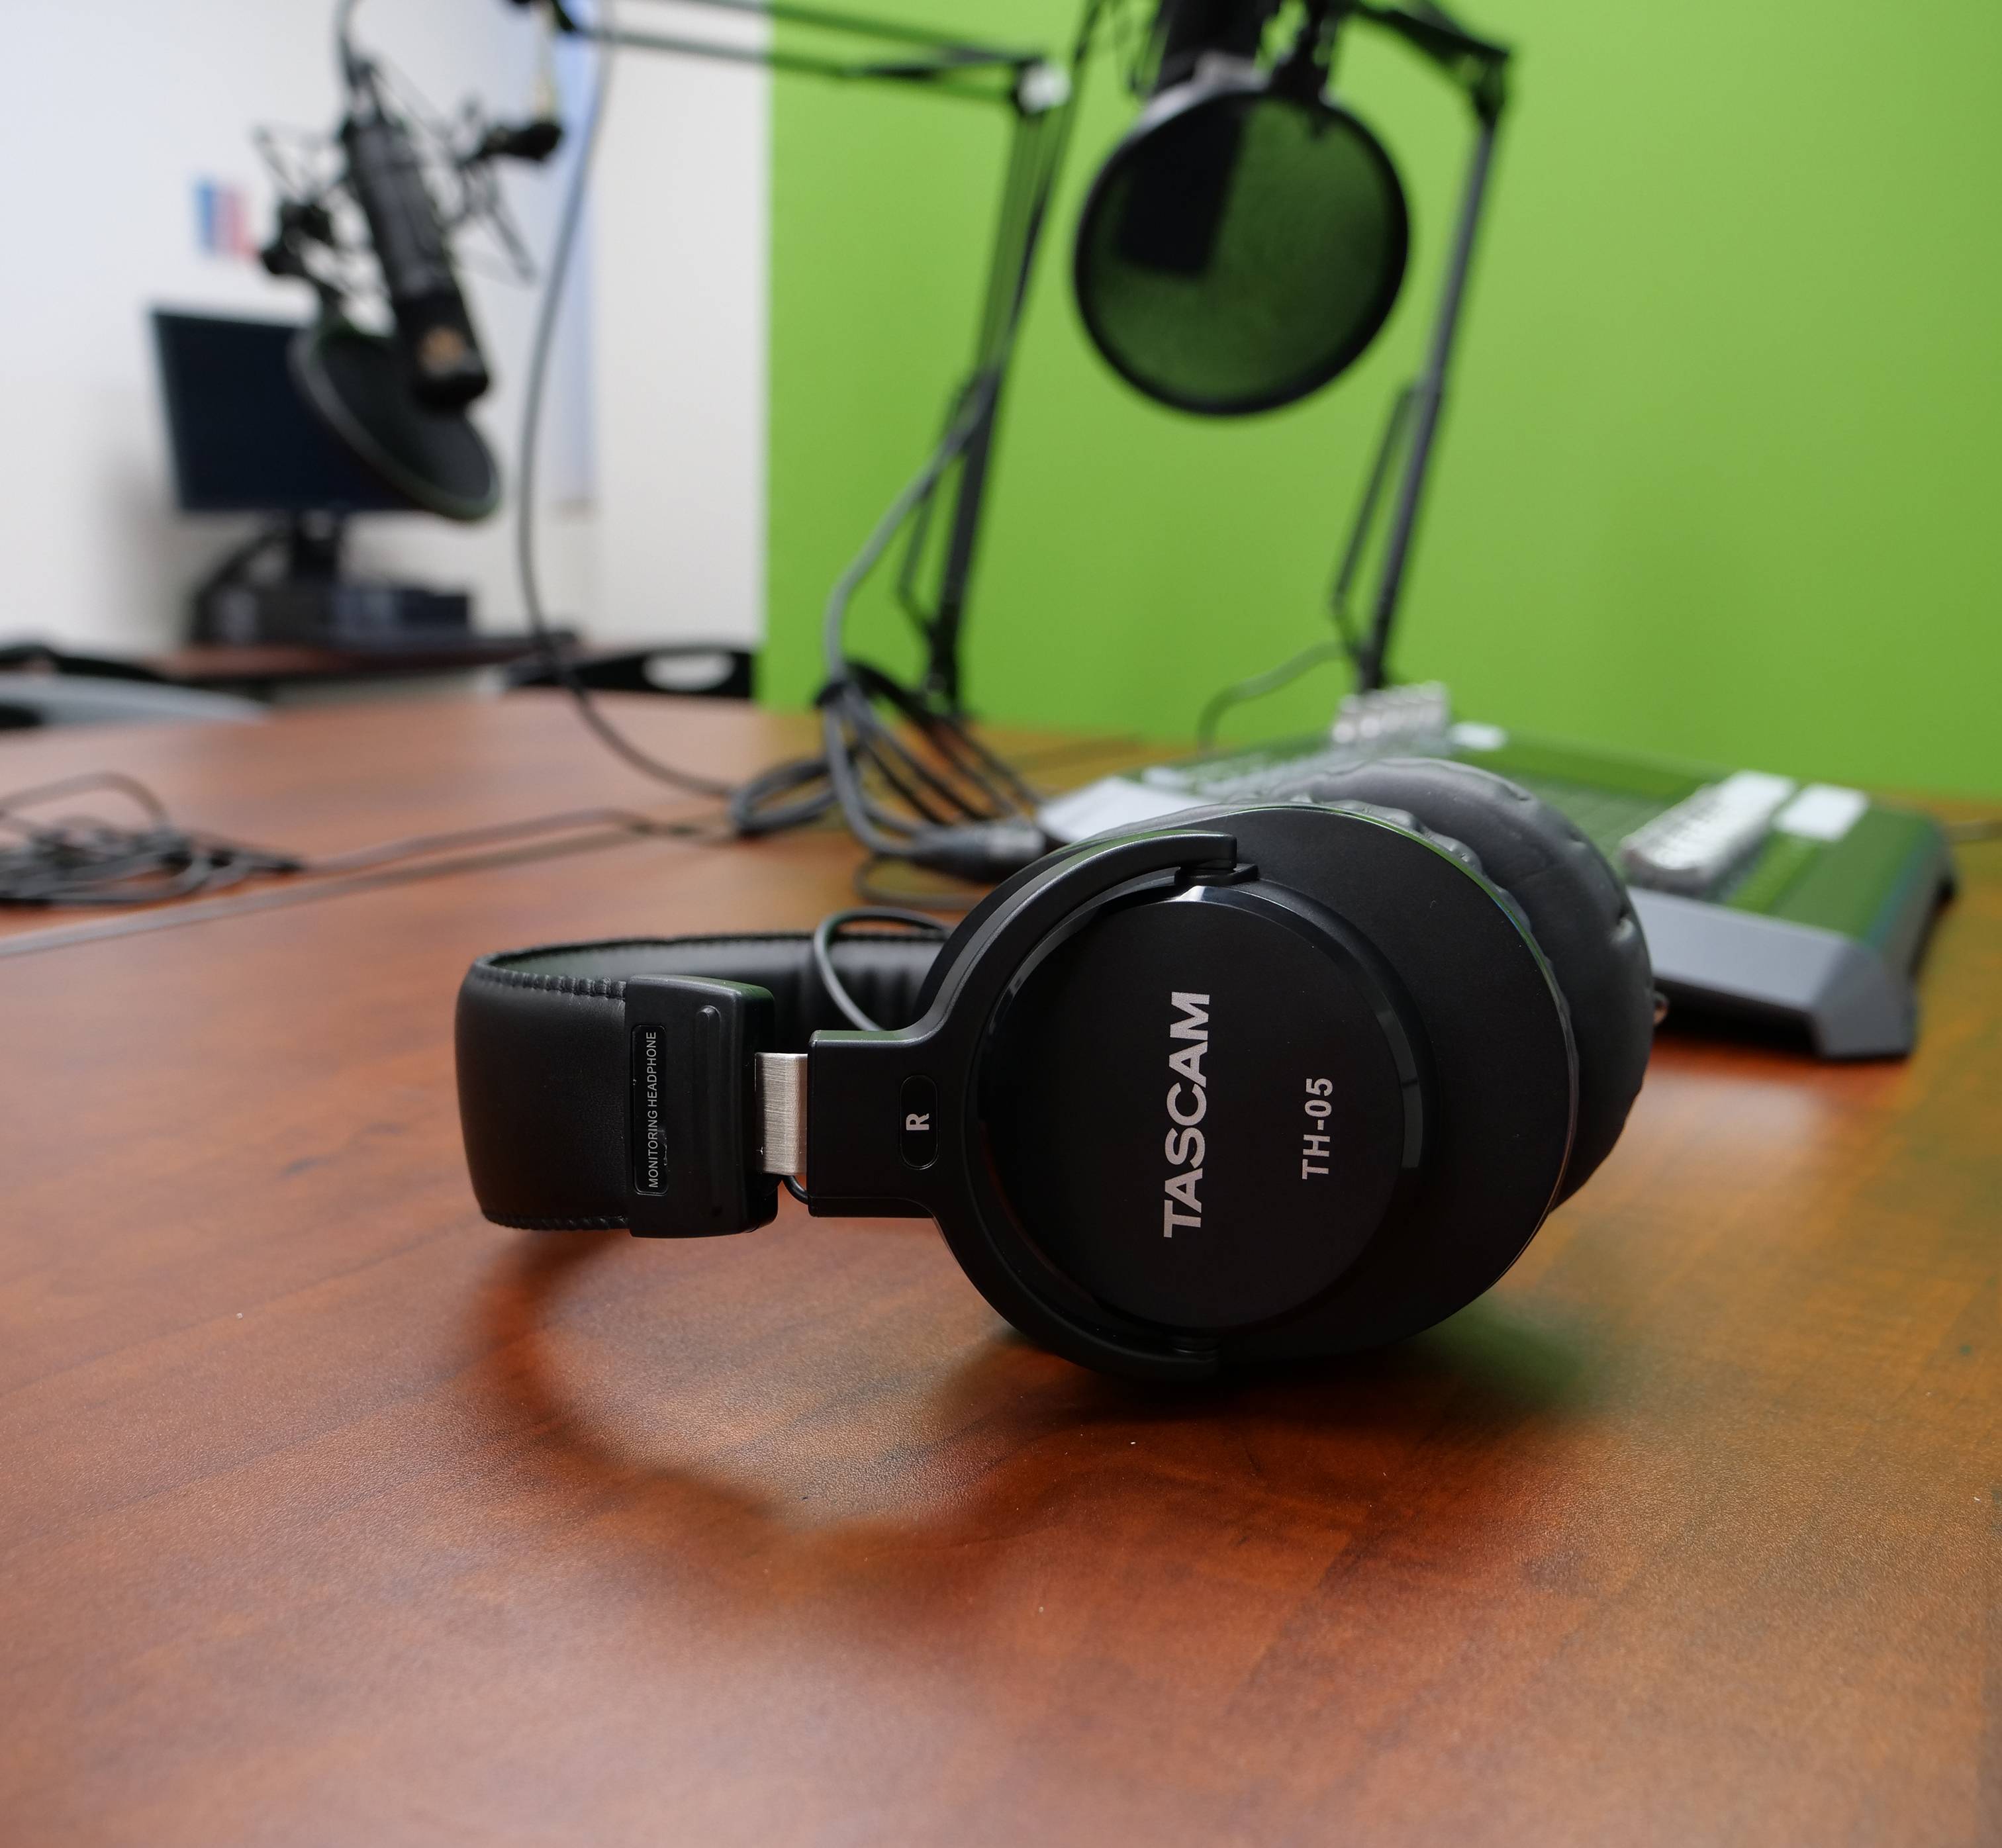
[767,0,2002,798]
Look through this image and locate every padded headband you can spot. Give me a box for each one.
[455,932,941,1230]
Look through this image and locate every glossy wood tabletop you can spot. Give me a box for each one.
[1,696,1996,1846]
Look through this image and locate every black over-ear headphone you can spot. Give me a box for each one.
[455,760,1654,1379]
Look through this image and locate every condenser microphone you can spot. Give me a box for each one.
[340,69,491,410]
[1148,0,1281,93]
[1112,0,1282,285]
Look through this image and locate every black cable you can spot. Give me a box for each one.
[851,856,984,912]
[727,754,837,837]
[0,772,166,831]
[515,0,736,800]
[890,93,1066,650]
[804,391,1028,858]
[1196,637,1353,749]
[0,771,720,909]
[514,0,1055,859]
[809,907,949,1029]
[0,774,302,907]
[745,5,1108,882]
[1190,382,1421,748]
[307,802,722,871]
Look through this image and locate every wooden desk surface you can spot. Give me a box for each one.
[1,696,1995,1846]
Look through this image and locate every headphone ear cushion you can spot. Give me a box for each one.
[1308,757,1654,1202]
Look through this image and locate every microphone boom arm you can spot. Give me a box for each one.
[1336,2,1511,691]
[524,0,1086,717]
[546,0,1053,105]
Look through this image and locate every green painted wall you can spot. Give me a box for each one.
[769,2,2002,797]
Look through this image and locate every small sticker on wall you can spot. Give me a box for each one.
[193,179,258,260]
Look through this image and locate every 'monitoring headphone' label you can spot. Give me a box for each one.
[631,1025,666,1195]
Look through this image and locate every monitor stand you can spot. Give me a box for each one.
[189,512,473,649]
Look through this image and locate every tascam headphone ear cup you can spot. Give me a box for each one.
[1304,757,1654,1201]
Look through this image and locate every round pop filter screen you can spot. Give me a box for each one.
[291,320,501,523]
[1074,86,1409,416]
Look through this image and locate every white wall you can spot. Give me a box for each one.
[591,1,768,647]
[0,0,769,657]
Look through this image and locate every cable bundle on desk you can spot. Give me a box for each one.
[0,774,302,906]
[0,771,716,911]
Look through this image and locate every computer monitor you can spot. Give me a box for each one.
[152,308,416,516]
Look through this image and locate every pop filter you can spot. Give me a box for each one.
[1073,55,1408,416]
[291,318,501,522]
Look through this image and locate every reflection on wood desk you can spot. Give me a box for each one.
[144,635,579,694]
[1,695,1996,1845]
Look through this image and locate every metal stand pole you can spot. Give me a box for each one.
[1353,108,1499,691]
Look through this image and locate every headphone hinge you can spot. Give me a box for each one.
[757,1052,809,1183]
